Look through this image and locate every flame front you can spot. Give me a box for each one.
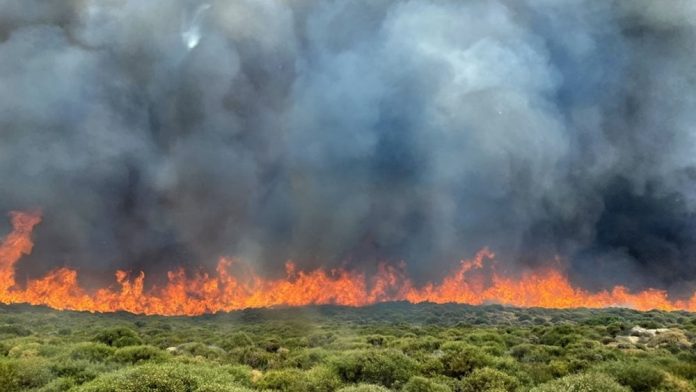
[1,211,695,315]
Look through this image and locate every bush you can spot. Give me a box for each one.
[531,372,629,392]
[332,349,419,388]
[540,326,583,347]
[230,347,274,369]
[76,363,253,392]
[176,342,226,360]
[222,332,254,350]
[0,325,31,336]
[49,359,106,384]
[0,358,53,392]
[336,385,390,392]
[70,343,115,362]
[510,344,559,363]
[7,342,41,358]
[257,368,309,391]
[403,376,451,392]
[602,362,666,392]
[305,365,343,392]
[113,345,168,364]
[460,367,519,392]
[440,343,494,378]
[93,327,142,348]
[36,377,76,392]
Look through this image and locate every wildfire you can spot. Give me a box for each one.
[1,211,695,316]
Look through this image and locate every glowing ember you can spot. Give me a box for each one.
[1,211,694,315]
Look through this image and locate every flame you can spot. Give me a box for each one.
[2,211,696,315]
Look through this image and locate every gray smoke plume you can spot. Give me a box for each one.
[1,0,695,294]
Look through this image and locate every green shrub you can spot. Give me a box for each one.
[332,349,418,388]
[336,384,391,392]
[403,376,452,392]
[113,345,168,364]
[0,324,31,336]
[37,377,76,392]
[0,358,53,392]
[539,326,584,347]
[440,343,495,378]
[70,342,115,362]
[93,327,142,347]
[531,372,629,392]
[49,359,106,384]
[222,332,254,350]
[305,365,343,392]
[216,365,254,387]
[177,342,226,359]
[76,363,253,392]
[460,367,519,392]
[7,342,41,358]
[287,348,328,369]
[602,362,666,392]
[230,347,274,369]
[257,368,309,391]
[510,344,559,363]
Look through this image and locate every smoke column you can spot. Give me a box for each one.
[1,0,696,297]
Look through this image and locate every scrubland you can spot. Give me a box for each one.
[1,302,696,391]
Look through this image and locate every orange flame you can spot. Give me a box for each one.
[1,211,695,315]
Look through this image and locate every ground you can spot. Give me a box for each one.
[1,302,696,391]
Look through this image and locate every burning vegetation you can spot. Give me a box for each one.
[3,211,696,316]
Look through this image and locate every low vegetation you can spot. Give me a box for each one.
[1,302,696,391]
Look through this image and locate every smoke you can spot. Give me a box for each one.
[0,0,695,294]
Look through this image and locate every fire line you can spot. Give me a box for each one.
[1,211,694,316]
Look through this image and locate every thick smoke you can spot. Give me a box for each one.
[1,0,695,294]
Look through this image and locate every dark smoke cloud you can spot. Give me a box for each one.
[1,0,695,293]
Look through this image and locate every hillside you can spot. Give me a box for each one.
[1,302,696,391]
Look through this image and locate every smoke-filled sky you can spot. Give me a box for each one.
[1,0,696,295]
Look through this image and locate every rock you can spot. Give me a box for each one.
[615,335,640,345]
[647,330,691,349]
[630,326,668,337]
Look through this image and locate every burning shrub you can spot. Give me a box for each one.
[93,327,142,348]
